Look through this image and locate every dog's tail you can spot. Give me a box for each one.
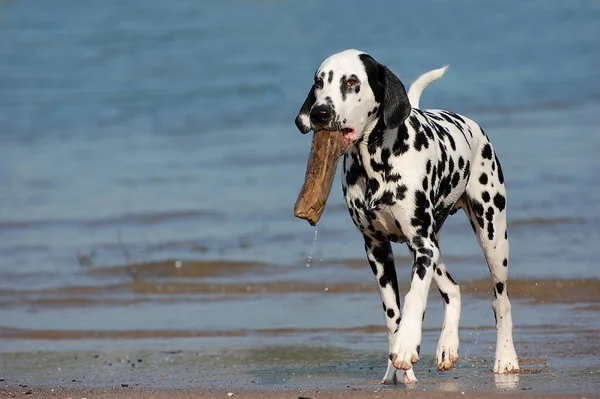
[407,65,448,109]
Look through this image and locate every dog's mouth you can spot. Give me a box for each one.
[340,127,357,147]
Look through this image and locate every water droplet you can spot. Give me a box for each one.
[305,227,318,268]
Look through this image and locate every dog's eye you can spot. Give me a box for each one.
[346,79,358,86]
[314,78,324,89]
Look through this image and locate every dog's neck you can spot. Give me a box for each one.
[348,112,413,190]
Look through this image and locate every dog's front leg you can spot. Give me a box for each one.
[390,236,439,371]
[364,236,417,384]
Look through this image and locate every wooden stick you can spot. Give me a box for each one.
[294,130,343,226]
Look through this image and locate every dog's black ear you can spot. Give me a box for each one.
[379,65,411,129]
[295,86,315,134]
[359,54,411,129]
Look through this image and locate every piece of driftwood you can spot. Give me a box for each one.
[294,130,343,226]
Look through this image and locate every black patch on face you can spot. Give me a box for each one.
[482,144,493,160]
[495,282,505,295]
[493,193,506,212]
[328,70,333,84]
[340,74,359,102]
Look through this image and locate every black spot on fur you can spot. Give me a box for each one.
[485,206,495,222]
[436,268,442,276]
[479,173,488,185]
[411,191,432,237]
[451,171,461,188]
[495,282,505,295]
[416,256,431,268]
[328,70,333,84]
[482,144,493,160]
[458,156,465,169]
[439,289,450,304]
[487,219,495,240]
[414,131,429,151]
[377,190,395,206]
[368,178,380,195]
[416,265,426,280]
[396,185,408,200]
[481,191,490,203]
[493,193,506,212]
[495,154,505,184]
[503,258,508,267]
[418,247,434,257]
[387,308,395,318]
[445,271,457,285]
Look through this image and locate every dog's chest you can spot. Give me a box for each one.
[342,153,408,242]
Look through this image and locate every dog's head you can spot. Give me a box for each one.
[295,49,411,150]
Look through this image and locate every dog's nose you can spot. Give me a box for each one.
[310,104,333,125]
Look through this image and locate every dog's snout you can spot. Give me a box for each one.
[309,104,333,125]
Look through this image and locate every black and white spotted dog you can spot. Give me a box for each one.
[295,49,519,384]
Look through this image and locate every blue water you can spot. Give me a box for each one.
[0,0,599,343]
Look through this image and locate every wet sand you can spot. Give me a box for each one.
[2,259,600,397]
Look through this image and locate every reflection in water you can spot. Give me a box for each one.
[494,372,519,389]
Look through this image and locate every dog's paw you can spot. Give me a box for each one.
[390,347,420,370]
[493,346,519,373]
[382,359,418,384]
[402,368,418,384]
[493,355,520,373]
[381,360,397,384]
[436,329,459,371]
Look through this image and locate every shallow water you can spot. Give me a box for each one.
[1,0,599,392]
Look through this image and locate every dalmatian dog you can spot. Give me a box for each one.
[294,49,520,384]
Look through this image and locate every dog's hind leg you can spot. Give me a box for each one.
[364,237,417,384]
[463,143,519,373]
[432,253,461,371]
